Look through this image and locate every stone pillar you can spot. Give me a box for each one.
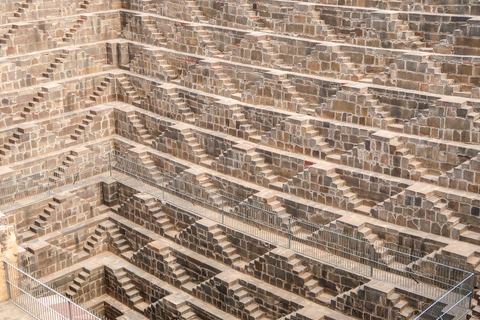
[102,178,119,207]
[117,41,130,67]
[106,41,118,67]
[0,212,18,301]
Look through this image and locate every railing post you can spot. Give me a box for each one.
[108,153,112,177]
[469,273,474,308]
[288,219,291,249]
[4,262,11,300]
[370,243,375,277]
[68,301,73,320]
[222,197,224,224]
[46,170,51,196]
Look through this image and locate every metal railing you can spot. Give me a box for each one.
[3,261,105,320]
[109,152,475,314]
[0,151,474,320]
[0,153,110,208]
[414,273,474,320]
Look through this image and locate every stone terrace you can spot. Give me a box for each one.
[1,0,480,319]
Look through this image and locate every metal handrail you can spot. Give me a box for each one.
[414,273,474,320]
[109,152,475,297]
[3,260,105,320]
[0,151,473,320]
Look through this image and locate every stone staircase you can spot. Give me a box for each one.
[262,116,329,157]
[77,0,93,13]
[85,77,112,107]
[169,302,200,320]
[274,76,311,113]
[287,256,328,302]
[194,172,223,207]
[142,18,168,47]
[151,51,178,80]
[125,112,155,145]
[332,282,416,319]
[425,195,461,228]
[196,26,221,56]
[306,9,341,42]
[333,51,365,81]
[6,0,36,23]
[131,242,194,291]
[0,129,25,157]
[154,210,178,239]
[364,94,398,129]
[101,222,134,259]
[185,0,209,23]
[377,57,461,96]
[69,110,96,144]
[114,269,150,313]
[161,84,196,124]
[230,285,269,320]
[48,149,84,183]
[0,23,30,51]
[240,3,264,29]
[178,219,243,267]
[423,62,461,95]
[210,226,242,266]
[22,86,49,120]
[78,226,107,259]
[305,43,363,80]
[60,18,87,45]
[323,166,375,214]
[458,226,480,246]
[161,248,193,288]
[22,197,61,241]
[228,105,261,142]
[130,194,178,238]
[212,144,287,189]
[391,17,425,50]
[111,228,133,256]
[252,190,289,218]
[251,151,283,188]
[247,248,330,304]
[357,225,396,265]
[41,50,70,81]
[136,197,177,237]
[64,268,91,300]
[116,76,142,107]
[160,294,201,320]
[132,149,164,184]
[456,105,480,126]
[388,136,441,182]
[211,65,242,101]
[256,39,283,66]
[182,129,214,166]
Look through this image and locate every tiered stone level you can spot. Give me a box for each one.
[1,0,480,319]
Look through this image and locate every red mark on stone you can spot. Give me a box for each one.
[305,160,314,166]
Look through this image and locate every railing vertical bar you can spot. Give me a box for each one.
[4,261,11,300]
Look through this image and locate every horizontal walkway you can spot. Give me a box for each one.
[0,301,36,320]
